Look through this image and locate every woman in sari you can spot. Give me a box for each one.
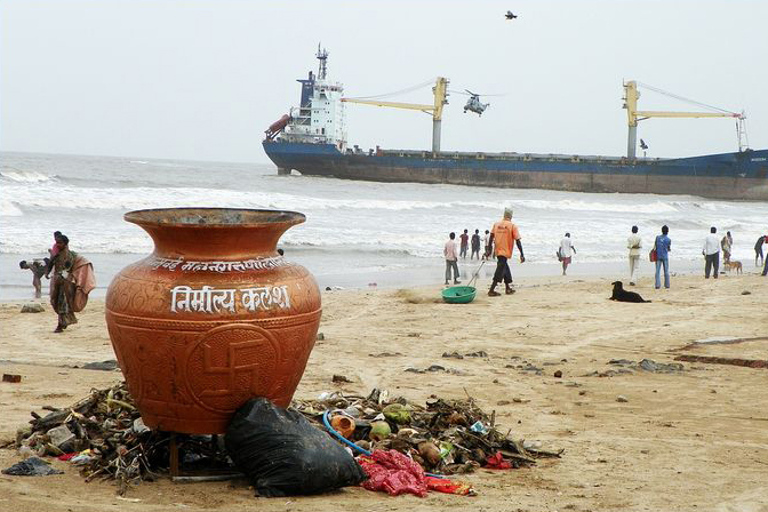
[48,235,78,332]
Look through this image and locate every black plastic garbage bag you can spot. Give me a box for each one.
[2,456,64,476]
[225,397,366,497]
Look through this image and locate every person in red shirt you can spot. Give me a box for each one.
[459,229,469,259]
[488,208,525,296]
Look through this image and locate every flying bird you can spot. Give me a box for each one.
[505,11,518,20]
[640,139,649,150]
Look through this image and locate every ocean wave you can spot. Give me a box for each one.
[0,169,56,183]
[0,199,23,217]
[0,181,701,215]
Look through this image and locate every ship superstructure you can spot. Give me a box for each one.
[270,46,347,150]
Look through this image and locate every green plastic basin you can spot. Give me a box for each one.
[441,286,477,304]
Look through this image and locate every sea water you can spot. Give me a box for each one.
[2,152,766,300]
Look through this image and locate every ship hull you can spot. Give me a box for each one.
[263,142,768,200]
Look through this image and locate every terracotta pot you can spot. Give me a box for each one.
[105,208,321,434]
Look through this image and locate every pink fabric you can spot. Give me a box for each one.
[358,449,428,497]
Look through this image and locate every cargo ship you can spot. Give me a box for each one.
[263,48,768,201]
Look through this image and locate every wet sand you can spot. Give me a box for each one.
[1,272,767,511]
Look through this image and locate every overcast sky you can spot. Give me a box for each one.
[2,0,766,163]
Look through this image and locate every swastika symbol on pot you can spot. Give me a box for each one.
[185,325,280,413]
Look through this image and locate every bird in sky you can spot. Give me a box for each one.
[505,11,518,20]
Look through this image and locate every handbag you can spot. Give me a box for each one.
[649,235,659,262]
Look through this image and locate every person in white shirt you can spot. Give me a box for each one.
[482,230,492,260]
[558,233,576,276]
[443,232,461,285]
[627,225,642,286]
[703,226,721,279]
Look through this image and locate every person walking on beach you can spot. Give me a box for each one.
[444,232,461,285]
[46,235,96,333]
[482,230,492,260]
[703,227,721,279]
[488,207,525,296]
[459,229,469,259]
[19,259,48,298]
[720,231,733,265]
[48,235,78,332]
[558,233,576,276]
[654,225,672,289]
[470,229,481,260]
[627,226,642,286]
[755,235,766,267]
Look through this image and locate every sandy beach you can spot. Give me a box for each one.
[1,271,767,511]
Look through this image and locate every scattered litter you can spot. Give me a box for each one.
[465,351,488,358]
[616,395,629,403]
[316,332,325,341]
[20,303,45,313]
[2,374,22,383]
[554,370,563,378]
[332,374,352,384]
[404,365,464,375]
[605,358,684,374]
[80,360,119,371]
[382,403,411,424]
[368,352,402,358]
[741,291,751,295]
[15,382,233,495]
[359,449,475,497]
[442,351,464,360]
[469,421,488,434]
[2,456,63,476]
[46,425,75,450]
[293,389,562,476]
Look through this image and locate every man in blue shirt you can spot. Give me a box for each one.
[654,225,672,289]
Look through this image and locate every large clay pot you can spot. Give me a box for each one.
[105,208,321,434]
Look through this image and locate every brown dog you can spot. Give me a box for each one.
[724,260,743,274]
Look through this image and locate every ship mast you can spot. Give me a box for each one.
[316,44,329,80]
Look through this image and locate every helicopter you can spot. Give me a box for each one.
[463,90,490,116]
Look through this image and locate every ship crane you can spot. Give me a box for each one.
[341,77,449,153]
[623,80,747,159]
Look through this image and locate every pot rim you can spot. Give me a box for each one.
[124,207,306,228]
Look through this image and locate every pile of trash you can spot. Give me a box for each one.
[10,383,561,496]
[13,382,229,494]
[293,388,562,476]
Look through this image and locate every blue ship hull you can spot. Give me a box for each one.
[263,141,768,200]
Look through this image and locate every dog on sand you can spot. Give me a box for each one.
[610,281,651,303]
[724,260,743,274]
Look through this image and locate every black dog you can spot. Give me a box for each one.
[610,281,651,303]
